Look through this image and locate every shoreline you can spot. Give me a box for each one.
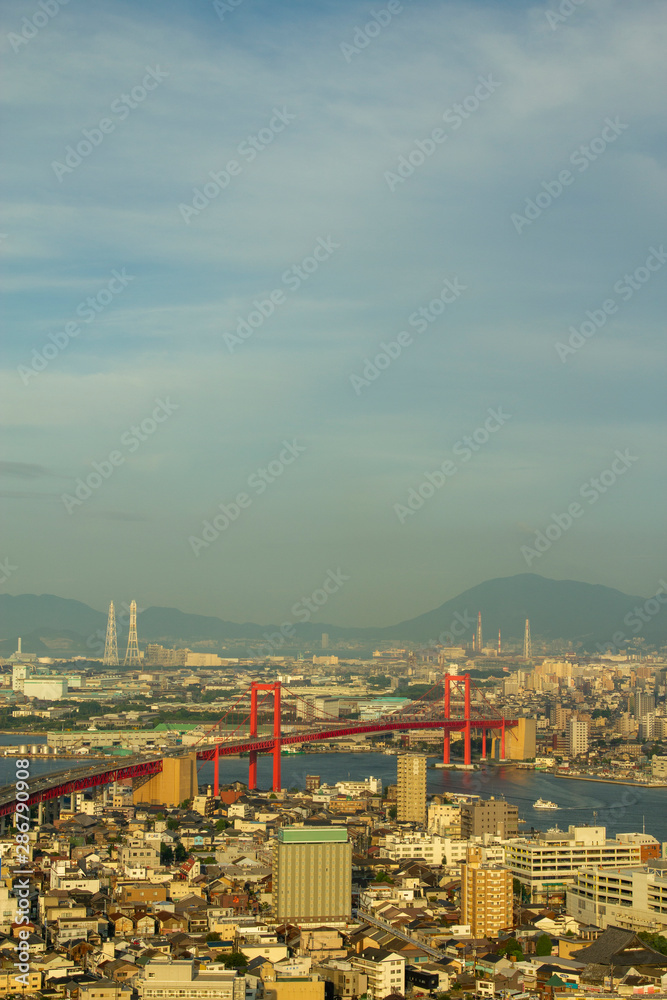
[551,772,667,788]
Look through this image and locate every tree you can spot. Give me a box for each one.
[639,932,667,955]
[388,805,397,820]
[536,933,553,956]
[214,818,229,832]
[221,951,248,968]
[166,818,180,830]
[174,843,187,864]
[160,844,174,865]
[498,937,523,960]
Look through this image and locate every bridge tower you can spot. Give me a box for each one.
[443,670,471,766]
[123,599,140,666]
[103,601,119,666]
[248,681,282,793]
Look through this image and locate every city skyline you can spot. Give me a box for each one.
[3,0,665,627]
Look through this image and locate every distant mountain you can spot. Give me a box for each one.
[372,573,658,646]
[0,574,663,654]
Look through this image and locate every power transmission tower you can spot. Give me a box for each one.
[523,618,532,660]
[103,601,119,665]
[123,599,140,665]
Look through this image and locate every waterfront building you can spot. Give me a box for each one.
[506,825,643,905]
[566,864,667,931]
[272,826,352,924]
[461,845,513,937]
[460,797,518,839]
[397,754,427,824]
[567,718,589,755]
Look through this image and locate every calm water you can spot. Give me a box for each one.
[198,752,667,841]
[1,736,664,842]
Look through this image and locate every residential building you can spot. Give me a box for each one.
[397,754,427,824]
[140,959,244,1000]
[460,846,513,937]
[506,825,643,904]
[460,797,518,839]
[427,802,461,838]
[567,718,589,755]
[652,756,667,779]
[350,948,405,997]
[272,826,352,924]
[566,864,667,931]
[313,960,368,998]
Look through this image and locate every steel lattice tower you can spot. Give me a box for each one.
[123,599,140,665]
[523,618,532,660]
[476,611,483,653]
[103,601,119,666]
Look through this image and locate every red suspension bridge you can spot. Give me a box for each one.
[0,673,517,819]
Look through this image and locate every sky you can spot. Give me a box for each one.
[1,0,666,628]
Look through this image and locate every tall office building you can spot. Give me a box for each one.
[567,718,589,756]
[461,846,513,937]
[635,691,655,719]
[397,754,427,824]
[273,827,352,923]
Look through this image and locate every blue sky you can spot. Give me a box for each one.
[1,0,666,627]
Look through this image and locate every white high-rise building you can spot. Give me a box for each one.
[567,718,589,755]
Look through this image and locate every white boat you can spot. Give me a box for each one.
[534,797,559,810]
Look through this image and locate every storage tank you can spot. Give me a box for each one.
[18,745,28,755]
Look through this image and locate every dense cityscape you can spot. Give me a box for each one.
[0,617,666,1000]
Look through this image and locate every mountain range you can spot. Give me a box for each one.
[0,574,664,656]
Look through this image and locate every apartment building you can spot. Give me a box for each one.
[140,960,244,1000]
[460,797,518,839]
[460,846,513,937]
[567,718,589,755]
[349,949,405,997]
[506,825,643,904]
[566,864,667,931]
[397,754,427,824]
[427,802,461,838]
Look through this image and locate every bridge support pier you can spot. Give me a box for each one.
[482,727,487,759]
[501,718,506,760]
[443,676,451,765]
[213,745,220,797]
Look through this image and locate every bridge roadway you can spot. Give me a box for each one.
[0,717,515,818]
